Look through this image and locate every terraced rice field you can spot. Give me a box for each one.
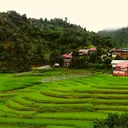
[0,71,128,128]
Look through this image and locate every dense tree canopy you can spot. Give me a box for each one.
[0,11,114,72]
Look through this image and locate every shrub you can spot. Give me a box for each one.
[103,57,112,69]
[94,113,128,128]
[89,63,105,69]
[70,56,89,69]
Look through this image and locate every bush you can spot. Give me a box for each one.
[70,56,89,69]
[103,57,112,69]
[89,63,105,69]
[94,113,128,128]
[0,67,8,73]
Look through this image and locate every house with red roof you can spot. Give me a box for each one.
[110,48,122,58]
[62,48,97,66]
[112,61,128,76]
[62,53,72,66]
[110,48,128,58]
[88,48,97,54]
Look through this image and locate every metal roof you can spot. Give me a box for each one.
[89,48,96,51]
[78,49,88,52]
[62,54,72,59]
[116,62,128,68]
[122,50,128,52]
[110,48,122,52]
[111,60,128,64]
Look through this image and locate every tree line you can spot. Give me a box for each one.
[0,11,115,72]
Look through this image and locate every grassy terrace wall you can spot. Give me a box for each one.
[0,69,128,128]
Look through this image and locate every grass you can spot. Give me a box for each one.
[35,112,107,120]
[0,69,90,92]
[0,74,42,92]
[0,117,93,128]
[0,69,128,127]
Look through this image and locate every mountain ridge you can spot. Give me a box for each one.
[98,26,128,47]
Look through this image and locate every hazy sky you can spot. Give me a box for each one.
[0,0,128,32]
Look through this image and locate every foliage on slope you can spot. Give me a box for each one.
[98,27,128,47]
[0,11,114,72]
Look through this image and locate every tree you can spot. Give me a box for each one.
[0,10,114,72]
[70,55,89,69]
[89,51,97,63]
[64,17,68,22]
[103,57,112,68]
[49,51,63,67]
[94,113,128,128]
[0,44,4,53]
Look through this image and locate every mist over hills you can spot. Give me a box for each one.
[99,28,119,32]
[98,26,128,47]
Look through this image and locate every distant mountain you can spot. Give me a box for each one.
[98,27,128,47]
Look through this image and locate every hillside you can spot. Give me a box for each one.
[0,71,128,127]
[98,27,128,47]
[0,11,114,72]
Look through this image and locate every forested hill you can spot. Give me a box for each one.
[0,11,114,72]
[98,27,128,47]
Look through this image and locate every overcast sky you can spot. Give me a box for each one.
[0,0,128,32]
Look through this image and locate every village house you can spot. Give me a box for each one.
[62,48,96,66]
[121,48,128,58]
[78,48,97,56]
[111,60,128,76]
[110,48,128,58]
[62,53,72,67]
[111,60,128,68]
[88,48,97,54]
[78,49,89,56]
[110,48,122,58]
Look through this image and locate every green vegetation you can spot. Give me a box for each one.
[0,74,42,92]
[0,11,114,72]
[94,113,128,128]
[98,27,128,47]
[0,69,91,92]
[0,69,128,127]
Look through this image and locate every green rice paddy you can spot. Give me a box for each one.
[0,69,128,128]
